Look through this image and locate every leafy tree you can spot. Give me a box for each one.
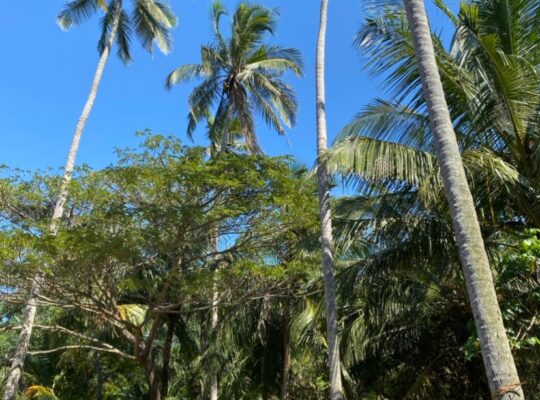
[4,2,177,398]
[167,4,302,397]
[166,1,303,153]
[0,133,323,400]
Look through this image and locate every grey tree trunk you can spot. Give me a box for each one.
[209,204,221,400]
[210,276,219,400]
[207,133,234,400]
[315,1,344,399]
[144,360,162,400]
[402,1,523,399]
[2,5,122,400]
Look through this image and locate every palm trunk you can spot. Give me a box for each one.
[2,5,122,400]
[315,1,344,399]
[281,303,291,400]
[209,231,219,400]
[402,1,523,398]
[207,135,231,400]
[209,279,219,400]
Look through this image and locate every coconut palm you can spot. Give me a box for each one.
[314,0,344,399]
[331,0,539,226]
[376,2,523,396]
[166,1,303,154]
[328,0,536,397]
[167,4,301,398]
[3,2,177,399]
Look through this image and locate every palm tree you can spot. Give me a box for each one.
[166,1,302,154]
[314,1,343,399]
[167,4,302,398]
[328,0,539,258]
[396,2,525,395]
[331,0,539,226]
[329,0,524,397]
[3,2,176,399]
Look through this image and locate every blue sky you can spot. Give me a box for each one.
[0,0,458,171]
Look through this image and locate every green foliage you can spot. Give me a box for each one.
[0,132,326,399]
[1,0,539,398]
[166,1,303,153]
[326,0,540,398]
[22,385,58,400]
[57,0,177,63]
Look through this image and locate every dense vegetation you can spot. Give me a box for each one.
[0,0,539,399]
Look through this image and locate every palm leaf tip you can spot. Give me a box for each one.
[133,0,177,55]
[165,65,202,89]
[57,0,100,31]
[57,13,72,31]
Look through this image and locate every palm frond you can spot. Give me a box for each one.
[57,0,100,31]
[336,99,434,151]
[132,0,176,54]
[165,65,205,89]
[328,136,438,190]
[97,4,132,64]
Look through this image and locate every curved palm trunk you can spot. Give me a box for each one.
[2,6,122,400]
[315,1,344,399]
[402,1,523,398]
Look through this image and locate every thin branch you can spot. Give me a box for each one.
[28,345,135,359]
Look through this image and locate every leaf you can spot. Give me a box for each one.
[117,304,147,326]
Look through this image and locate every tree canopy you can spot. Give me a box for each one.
[1,0,539,399]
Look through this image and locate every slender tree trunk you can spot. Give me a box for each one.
[2,5,122,400]
[209,284,219,400]
[315,1,343,399]
[96,355,103,400]
[257,292,271,400]
[208,135,231,400]
[281,303,291,400]
[210,234,219,400]
[144,360,162,400]
[402,1,523,398]
[161,316,176,398]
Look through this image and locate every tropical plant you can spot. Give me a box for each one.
[167,4,302,397]
[0,133,325,400]
[166,0,303,154]
[3,3,177,398]
[314,0,344,399]
[328,0,539,397]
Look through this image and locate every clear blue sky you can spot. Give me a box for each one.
[0,0,457,171]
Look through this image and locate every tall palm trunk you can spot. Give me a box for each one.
[2,5,122,400]
[207,133,233,400]
[402,1,523,398]
[210,272,219,400]
[315,1,343,399]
